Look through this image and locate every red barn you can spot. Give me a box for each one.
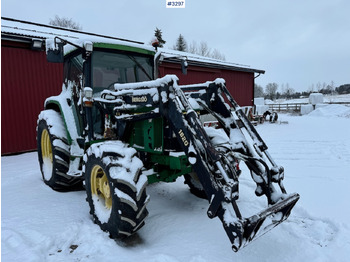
[157,51,264,106]
[1,17,264,155]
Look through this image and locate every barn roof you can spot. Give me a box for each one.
[157,49,265,74]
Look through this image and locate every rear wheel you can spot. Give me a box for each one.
[184,172,207,199]
[37,109,82,191]
[84,141,149,239]
[184,125,241,199]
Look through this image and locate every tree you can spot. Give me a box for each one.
[190,41,226,60]
[154,27,166,47]
[49,15,82,30]
[265,83,278,100]
[254,84,264,98]
[174,34,187,52]
[198,41,210,57]
[336,84,350,94]
[188,40,198,54]
[211,48,226,61]
[282,83,295,99]
[316,82,322,92]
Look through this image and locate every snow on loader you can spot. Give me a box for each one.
[37,36,299,252]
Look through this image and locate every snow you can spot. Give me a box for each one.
[114,75,179,90]
[309,93,324,105]
[272,94,350,105]
[300,104,314,115]
[255,105,269,115]
[2,19,155,57]
[2,108,350,261]
[42,157,53,181]
[254,97,265,106]
[308,104,350,118]
[44,82,84,158]
[155,48,254,71]
[92,195,111,224]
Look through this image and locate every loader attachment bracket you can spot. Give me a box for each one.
[224,193,300,252]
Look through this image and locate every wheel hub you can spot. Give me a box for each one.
[91,165,112,209]
[41,129,52,161]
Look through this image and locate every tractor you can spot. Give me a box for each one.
[37,36,299,252]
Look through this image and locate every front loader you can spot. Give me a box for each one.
[37,37,299,252]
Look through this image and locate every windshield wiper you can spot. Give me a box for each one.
[128,55,152,81]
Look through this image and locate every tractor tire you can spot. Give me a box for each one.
[83,141,149,239]
[184,172,207,199]
[37,109,83,191]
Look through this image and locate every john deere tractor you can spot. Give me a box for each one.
[37,36,299,252]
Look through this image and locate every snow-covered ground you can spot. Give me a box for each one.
[272,93,350,105]
[2,105,350,262]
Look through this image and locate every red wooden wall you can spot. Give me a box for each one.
[1,41,63,155]
[158,62,254,106]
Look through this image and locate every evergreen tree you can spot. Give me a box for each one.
[174,34,187,52]
[154,27,166,47]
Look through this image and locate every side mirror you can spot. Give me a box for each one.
[46,41,64,63]
[181,59,188,75]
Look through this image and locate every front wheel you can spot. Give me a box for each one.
[84,141,149,239]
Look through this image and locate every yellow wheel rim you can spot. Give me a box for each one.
[90,165,112,209]
[41,129,52,162]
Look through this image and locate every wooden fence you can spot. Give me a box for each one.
[268,102,350,113]
[268,103,308,112]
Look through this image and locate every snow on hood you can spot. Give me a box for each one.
[113,75,179,90]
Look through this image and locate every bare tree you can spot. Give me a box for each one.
[308,84,315,93]
[265,83,278,100]
[188,40,198,54]
[198,41,211,57]
[282,83,295,99]
[175,39,226,61]
[254,84,264,98]
[316,82,322,92]
[49,15,82,30]
[211,48,226,61]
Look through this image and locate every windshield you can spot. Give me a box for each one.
[92,51,153,92]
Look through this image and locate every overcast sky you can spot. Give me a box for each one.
[2,0,350,92]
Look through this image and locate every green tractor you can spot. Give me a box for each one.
[37,36,299,252]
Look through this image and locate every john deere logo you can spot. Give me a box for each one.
[132,96,148,103]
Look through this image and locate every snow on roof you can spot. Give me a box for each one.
[156,48,265,74]
[1,17,154,54]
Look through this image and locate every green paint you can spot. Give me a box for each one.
[93,42,155,56]
[146,154,192,184]
[129,117,163,154]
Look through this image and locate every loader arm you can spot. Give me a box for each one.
[158,79,299,251]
